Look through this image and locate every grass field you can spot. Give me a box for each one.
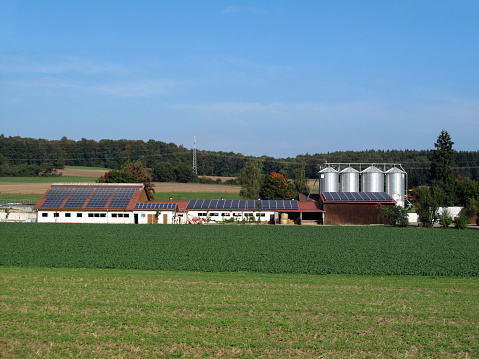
[1,267,477,358]
[64,165,111,171]
[0,176,98,183]
[0,193,42,204]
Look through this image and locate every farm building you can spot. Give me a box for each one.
[318,192,395,225]
[35,183,322,225]
[35,183,176,224]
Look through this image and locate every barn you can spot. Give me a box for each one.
[35,183,177,224]
[318,192,395,225]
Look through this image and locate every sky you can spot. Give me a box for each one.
[1,0,478,158]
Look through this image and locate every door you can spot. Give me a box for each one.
[147,214,158,224]
[163,214,168,224]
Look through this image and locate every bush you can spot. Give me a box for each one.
[378,204,409,227]
[455,213,469,230]
[439,208,453,228]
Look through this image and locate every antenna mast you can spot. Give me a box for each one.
[193,136,197,175]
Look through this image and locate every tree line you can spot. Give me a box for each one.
[1,134,478,188]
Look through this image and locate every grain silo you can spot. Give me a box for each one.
[340,167,359,192]
[319,167,339,193]
[385,167,405,206]
[361,166,384,192]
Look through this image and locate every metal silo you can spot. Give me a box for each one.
[340,167,359,192]
[319,167,339,193]
[385,167,405,206]
[361,166,384,192]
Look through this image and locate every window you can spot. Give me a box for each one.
[100,213,106,218]
[54,213,59,218]
[42,213,48,217]
[112,213,117,218]
[210,213,219,217]
[177,214,183,217]
[94,213,100,218]
[255,213,265,217]
[88,213,94,217]
[65,213,71,218]
[221,213,230,217]
[141,214,146,218]
[233,213,241,217]
[124,214,129,218]
[198,212,207,216]
[77,213,82,217]
[245,213,253,217]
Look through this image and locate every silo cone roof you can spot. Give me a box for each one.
[385,167,405,174]
[340,167,359,173]
[361,166,383,173]
[319,167,339,173]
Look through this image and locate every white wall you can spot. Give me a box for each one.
[37,211,133,224]
[135,211,175,224]
[186,210,274,223]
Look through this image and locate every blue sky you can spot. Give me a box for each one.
[1,0,478,157]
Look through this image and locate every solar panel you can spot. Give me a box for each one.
[109,199,130,208]
[46,188,72,197]
[322,192,394,202]
[91,188,115,197]
[134,203,176,209]
[63,198,87,208]
[113,189,138,198]
[70,188,94,197]
[85,198,109,208]
[41,198,66,208]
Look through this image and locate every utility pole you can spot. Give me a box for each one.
[193,136,197,175]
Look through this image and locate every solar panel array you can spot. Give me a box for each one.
[45,188,72,197]
[186,199,299,210]
[322,192,394,202]
[39,186,142,209]
[135,202,176,209]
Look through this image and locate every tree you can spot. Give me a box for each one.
[97,162,155,199]
[152,162,175,182]
[413,185,445,228]
[293,160,309,195]
[174,163,198,183]
[259,172,293,200]
[240,161,263,199]
[428,130,456,205]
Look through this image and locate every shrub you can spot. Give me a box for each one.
[378,204,409,227]
[455,213,469,230]
[439,208,453,228]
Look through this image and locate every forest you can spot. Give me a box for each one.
[1,134,478,189]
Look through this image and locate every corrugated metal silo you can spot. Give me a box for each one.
[319,167,339,193]
[385,167,405,206]
[340,167,359,192]
[361,166,384,192]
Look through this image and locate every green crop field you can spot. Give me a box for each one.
[1,224,478,276]
[1,267,478,358]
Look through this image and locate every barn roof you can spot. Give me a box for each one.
[34,183,147,211]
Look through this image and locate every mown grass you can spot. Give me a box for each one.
[153,192,241,201]
[0,176,98,183]
[1,267,477,358]
[0,193,42,204]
